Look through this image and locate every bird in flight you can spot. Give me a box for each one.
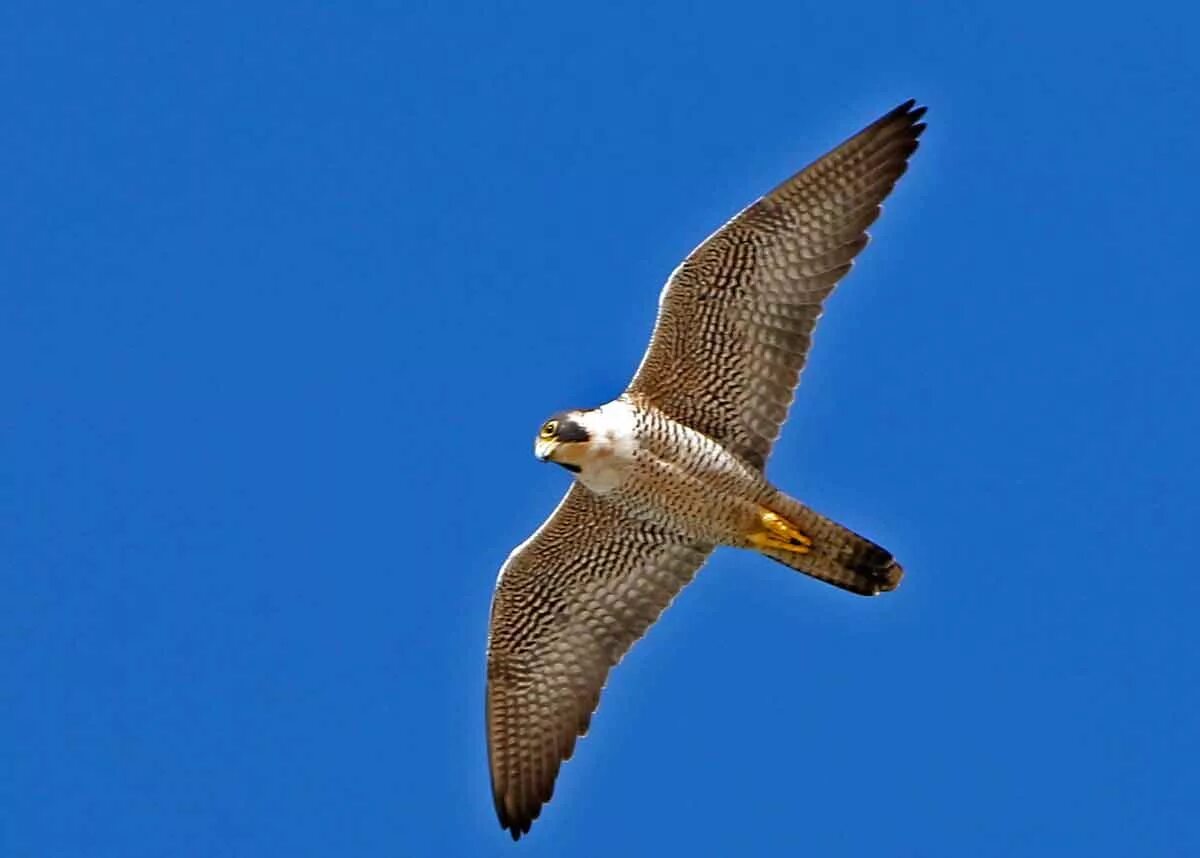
[486,100,926,840]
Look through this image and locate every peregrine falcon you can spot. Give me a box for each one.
[486,100,926,839]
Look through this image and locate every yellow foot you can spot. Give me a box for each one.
[748,509,812,554]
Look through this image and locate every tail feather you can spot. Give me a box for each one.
[760,497,903,596]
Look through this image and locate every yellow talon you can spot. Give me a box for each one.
[751,509,812,554]
[761,511,812,545]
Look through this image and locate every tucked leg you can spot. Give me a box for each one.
[747,508,812,554]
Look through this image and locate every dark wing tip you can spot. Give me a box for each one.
[490,735,560,840]
[866,101,927,184]
[495,796,538,841]
[893,98,926,119]
[878,100,928,138]
[878,98,923,119]
[505,818,533,842]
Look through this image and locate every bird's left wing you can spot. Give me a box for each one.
[487,483,713,839]
[626,100,926,471]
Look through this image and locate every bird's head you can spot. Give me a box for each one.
[533,410,593,474]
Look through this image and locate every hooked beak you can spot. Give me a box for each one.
[534,438,558,462]
[535,437,582,473]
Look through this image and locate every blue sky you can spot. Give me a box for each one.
[3,2,1198,855]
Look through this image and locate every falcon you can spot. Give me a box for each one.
[486,100,926,839]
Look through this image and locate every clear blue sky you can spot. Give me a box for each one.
[3,2,1198,856]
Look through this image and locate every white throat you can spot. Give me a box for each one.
[573,398,638,494]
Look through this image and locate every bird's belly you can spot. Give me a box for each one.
[612,450,770,544]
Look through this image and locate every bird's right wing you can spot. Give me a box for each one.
[626,100,926,470]
[486,483,713,839]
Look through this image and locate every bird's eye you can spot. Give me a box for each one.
[540,420,558,439]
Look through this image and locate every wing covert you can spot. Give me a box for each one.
[626,100,926,469]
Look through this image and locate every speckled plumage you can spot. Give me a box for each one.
[487,100,926,839]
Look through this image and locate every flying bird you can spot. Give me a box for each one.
[486,100,926,839]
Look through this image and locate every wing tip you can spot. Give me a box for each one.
[889,98,927,120]
[494,789,541,841]
[880,99,928,142]
[867,100,927,178]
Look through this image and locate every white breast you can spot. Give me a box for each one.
[574,398,639,495]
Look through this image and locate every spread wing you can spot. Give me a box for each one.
[486,484,713,839]
[626,100,926,470]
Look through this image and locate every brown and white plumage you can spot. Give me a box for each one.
[487,100,926,839]
[487,485,711,837]
[628,99,925,470]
